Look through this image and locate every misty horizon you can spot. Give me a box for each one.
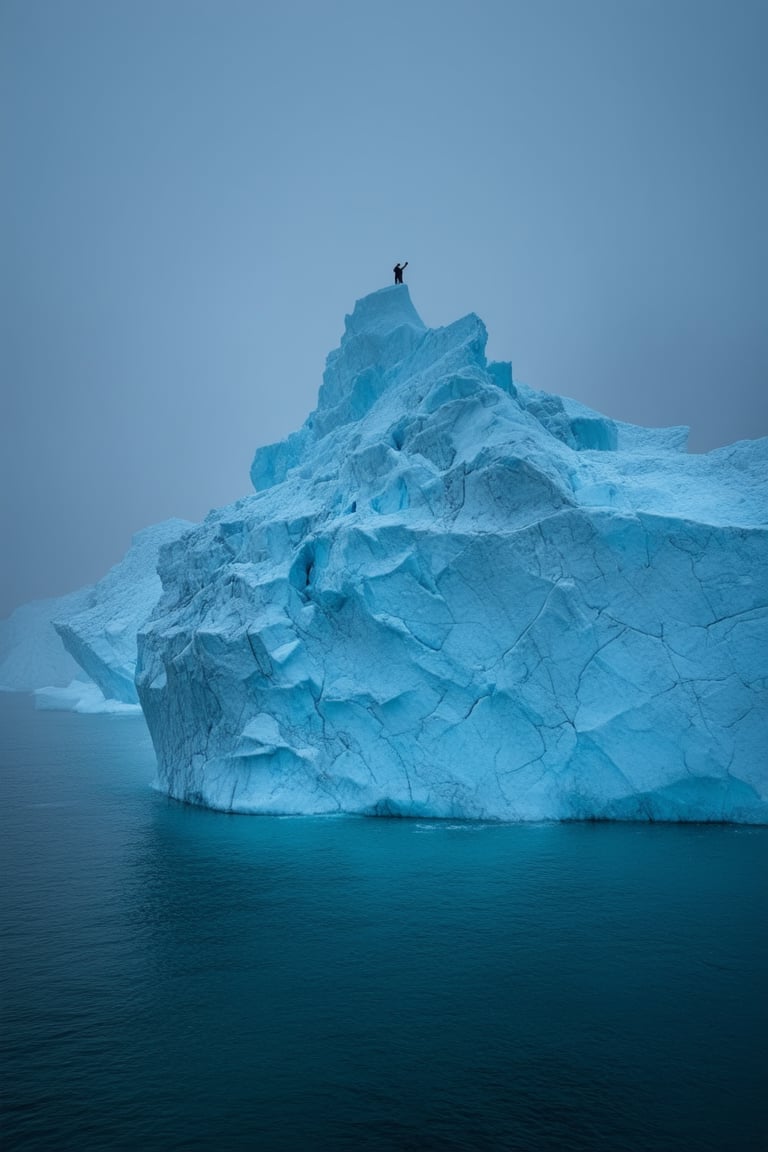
[3,0,767,616]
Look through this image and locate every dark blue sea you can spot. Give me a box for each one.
[1,694,766,1151]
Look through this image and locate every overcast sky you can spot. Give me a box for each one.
[2,0,766,616]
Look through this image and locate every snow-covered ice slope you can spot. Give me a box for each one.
[137,287,768,822]
[34,680,142,715]
[54,519,194,703]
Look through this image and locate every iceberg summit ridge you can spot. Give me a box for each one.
[133,286,768,821]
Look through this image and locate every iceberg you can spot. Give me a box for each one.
[1,518,193,707]
[0,588,94,693]
[126,286,765,822]
[53,519,194,704]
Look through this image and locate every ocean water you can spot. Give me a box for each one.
[1,694,766,1152]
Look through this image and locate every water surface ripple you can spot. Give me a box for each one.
[1,695,766,1150]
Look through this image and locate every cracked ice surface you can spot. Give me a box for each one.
[137,287,768,822]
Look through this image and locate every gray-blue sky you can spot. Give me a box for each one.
[2,0,766,616]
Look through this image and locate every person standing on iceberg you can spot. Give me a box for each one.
[393,262,408,284]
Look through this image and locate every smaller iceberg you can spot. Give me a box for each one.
[0,588,93,693]
[54,519,194,704]
[1,518,194,708]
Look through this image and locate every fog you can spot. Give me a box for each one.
[2,0,766,616]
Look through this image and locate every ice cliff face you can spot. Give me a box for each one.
[137,287,768,822]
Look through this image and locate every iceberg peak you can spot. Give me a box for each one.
[316,286,428,418]
[342,284,426,340]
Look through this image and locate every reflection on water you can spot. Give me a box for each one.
[2,694,766,1151]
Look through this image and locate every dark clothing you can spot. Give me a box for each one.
[394,262,408,284]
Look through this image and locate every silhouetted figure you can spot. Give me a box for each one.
[394,262,408,284]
